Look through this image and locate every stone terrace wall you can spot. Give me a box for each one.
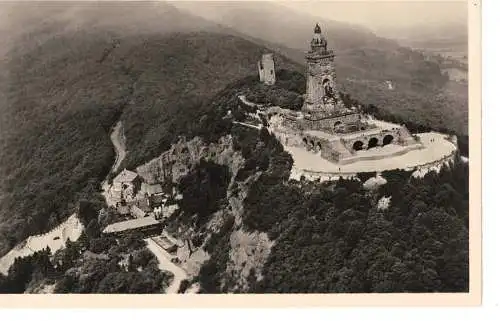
[292,148,458,182]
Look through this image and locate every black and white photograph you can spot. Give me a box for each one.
[0,0,480,305]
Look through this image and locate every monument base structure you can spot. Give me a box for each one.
[266,107,424,166]
[258,23,423,166]
[242,24,458,178]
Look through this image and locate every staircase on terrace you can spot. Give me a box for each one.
[332,139,353,158]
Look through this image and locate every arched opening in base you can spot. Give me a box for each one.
[353,141,364,151]
[383,135,394,146]
[368,137,379,149]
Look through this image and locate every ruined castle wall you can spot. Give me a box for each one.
[258,54,276,85]
[321,144,341,163]
[272,127,304,148]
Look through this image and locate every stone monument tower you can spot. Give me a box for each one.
[303,23,344,114]
[258,53,276,85]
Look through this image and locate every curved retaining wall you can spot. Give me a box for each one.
[239,95,460,182]
[291,150,457,182]
[337,144,424,165]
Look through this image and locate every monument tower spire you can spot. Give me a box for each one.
[303,23,344,114]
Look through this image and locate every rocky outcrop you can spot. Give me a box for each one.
[134,133,275,291]
[226,229,274,292]
[223,171,272,292]
[135,135,245,185]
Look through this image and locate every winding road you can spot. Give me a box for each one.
[145,238,188,294]
[110,121,127,173]
[106,121,189,294]
[101,121,127,206]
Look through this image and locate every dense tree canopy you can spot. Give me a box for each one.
[245,161,469,293]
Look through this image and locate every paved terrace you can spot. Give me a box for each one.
[285,132,456,174]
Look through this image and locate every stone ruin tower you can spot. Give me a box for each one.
[303,23,344,114]
[258,53,276,85]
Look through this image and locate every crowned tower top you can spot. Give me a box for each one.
[314,23,321,34]
[310,23,328,54]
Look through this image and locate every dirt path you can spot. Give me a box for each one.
[101,120,127,207]
[110,121,127,174]
[238,95,261,108]
[233,121,262,130]
[145,238,188,294]
[0,123,126,276]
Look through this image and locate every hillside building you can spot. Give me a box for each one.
[102,216,163,237]
[110,169,142,203]
[138,182,163,198]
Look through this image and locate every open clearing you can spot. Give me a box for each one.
[0,213,83,275]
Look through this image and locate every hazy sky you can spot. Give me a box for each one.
[279,0,468,33]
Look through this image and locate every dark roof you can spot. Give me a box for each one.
[149,194,164,207]
[102,217,161,234]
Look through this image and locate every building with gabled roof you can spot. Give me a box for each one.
[111,169,142,203]
[114,169,139,184]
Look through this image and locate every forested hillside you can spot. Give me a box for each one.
[246,164,468,293]
[180,71,470,294]
[0,61,469,293]
[0,2,469,294]
[0,2,300,256]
